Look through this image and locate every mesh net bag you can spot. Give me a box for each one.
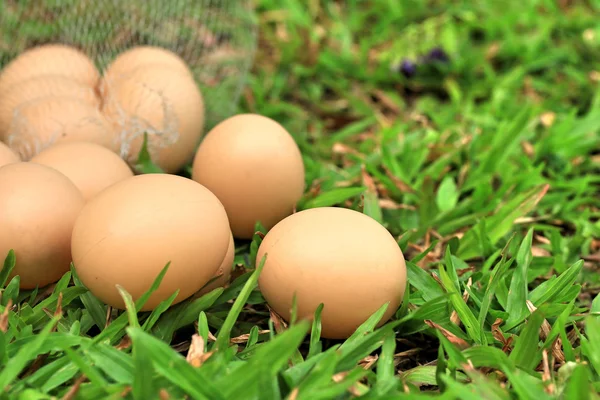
[0,0,257,166]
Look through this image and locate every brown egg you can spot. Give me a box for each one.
[30,142,134,202]
[99,46,192,98]
[0,75,100,141]
[101,64,205,173]
[71,174,230,311]
[0,142,20,168]
[196,232,235,297]
[0,44,100,94]
[191,114,305,239]
[257,207,407,339]
[6,96,118,160]
[0,162,85,289]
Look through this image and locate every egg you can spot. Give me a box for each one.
[99,46,193,98]
[6,96,118,160]
[196,232,235,297]
[191,114,305,239]
[71,174,230,311]
[256,207,407,339]
[0,44,100,95]
[0,162,85,289]
[0,142,20,168]
[30,142,134,202]
[0,75,100,141]
[101,64,205,173]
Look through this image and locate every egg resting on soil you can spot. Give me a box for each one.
[192,113,305,239]
[0,162,85,289]
[256,207,407,339]
[71,174,230,311]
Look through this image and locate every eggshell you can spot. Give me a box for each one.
[192,114,305,239]
[196,232,235,297]
[0,162,85,289]
[256,207,407,339]
[99,46,192,98]
[30,142,134,202]
[0,75,100,141]
[71,174,230,311]
[0,142,20,168]
[101,64,205,173]
[0,44,100,94]
[6,96,118,160]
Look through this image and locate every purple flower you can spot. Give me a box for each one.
[396,47,451,79]
[423,47,450,63]
[399,59,417,77]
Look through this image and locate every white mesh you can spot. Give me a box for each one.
[0,0,257,131]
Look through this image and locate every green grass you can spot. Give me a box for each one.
[1,0,600,398]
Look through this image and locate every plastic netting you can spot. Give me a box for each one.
[0,0,258,131]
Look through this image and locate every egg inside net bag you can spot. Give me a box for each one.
[0,0,257,164]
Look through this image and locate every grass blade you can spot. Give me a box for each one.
[214,321,310,398]
[0,316,59,390]
[0,250,16,288]
[307,303,324,359]
[126,327,221,400]
[508,309,544,370]
[505,229,533,328]
[529,260,583,307]
[300,187,366,209]
[216,255,266,351]
[438,248,483,344]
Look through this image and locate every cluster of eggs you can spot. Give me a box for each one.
[0,44,407,339]
[0,43,204,171]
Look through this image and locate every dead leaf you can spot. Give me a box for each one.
[359,355,378,370]
[230,330,270,344]
[332,142,362,157]
[382,166,414,193]
[431,272,443,287]
[535,234,551,245]
[451,278,472,326]
[0,299,12,333]
[104,305,112,329]
[371,89,401,114]
[61,375,87,400]
[116,335,132,351]
[361,165,377,194]
[492,318,509,346]
[521,141,535,158]
[332,372,362,397]
[269,306,288,334]
[288,388,299,400]
[540,112,556,128]
[394,349,421,367]
[424,320,470,349]
[531,247,551,257]
[542,350,556,395]
[486,42,500,60]
[527,301,565,363]
[378,199,415,210]
[186,334,213,367]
